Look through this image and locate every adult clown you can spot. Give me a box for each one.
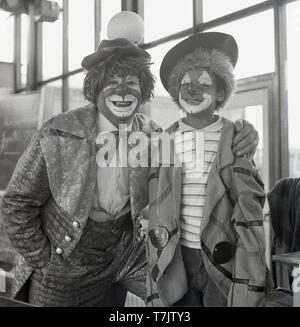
[2,11,259,306]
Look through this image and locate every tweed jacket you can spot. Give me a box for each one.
[146,118,270,307]
[1,104,160,299]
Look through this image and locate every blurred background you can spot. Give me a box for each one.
[0,0,300,305]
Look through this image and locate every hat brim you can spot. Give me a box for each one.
[160,32,238,92]
[81,41,150,71]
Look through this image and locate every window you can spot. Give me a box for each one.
[40,80,63,122]
[144,0,193,42]
[207,10,275,79]
[0,11,14,63]
[203,0,265,22]
[42,11,63,79]
[68,72,89,110]
[148,38,186,97]
[100,0,121,40]
[69,0,94,71]
[21,14,28,87]
[287,0,300,177]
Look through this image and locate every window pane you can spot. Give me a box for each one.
[207,10,275,79]
[69,0,94,70]
[40,80,63,122]
[100,0,121,40]
[203,0,264,22]
[0,11,14,62]
[56,0,63,7]
[287,0,300,177]
[144,0,193,43]
[69,73,89,111]
[0,93,40,190]
[42,12,63,79]
[21,14,28,87]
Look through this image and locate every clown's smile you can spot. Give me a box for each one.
[185,98,204,106]
[111,101,134,107]
[106,94,139,117]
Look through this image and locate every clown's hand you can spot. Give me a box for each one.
[232,119,259,159]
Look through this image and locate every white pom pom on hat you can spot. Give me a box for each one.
[107,10,144,45]
[81,11,148,70]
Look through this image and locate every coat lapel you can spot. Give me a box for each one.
[201,118,235,236]
[200,164,226,235]
[40,105,98,220]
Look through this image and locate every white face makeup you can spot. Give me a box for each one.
[102,75,141,118]
[179,69,215,115]
[179,92,213,114]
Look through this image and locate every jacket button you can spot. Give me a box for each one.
[72,220,80,229]
[56,247,63,255]
[65,235,72,242]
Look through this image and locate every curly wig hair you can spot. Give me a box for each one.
[167,47,236,110]
[83,54,156,104]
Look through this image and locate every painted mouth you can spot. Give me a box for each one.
[111,101,134,108]
[184,99,204,106]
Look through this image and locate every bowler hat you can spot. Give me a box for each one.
[81,38,150,70]
[160,32,238,92]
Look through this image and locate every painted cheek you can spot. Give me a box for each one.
[103,85,141,99]
[129,88,142,101]
[101,87,116,97]
[201,93,212,105]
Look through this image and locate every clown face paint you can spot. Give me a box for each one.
[97,74,141,126]
[179,68,218,115]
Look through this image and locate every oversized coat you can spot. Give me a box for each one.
[1,104,160,300]
[146,118,272,307]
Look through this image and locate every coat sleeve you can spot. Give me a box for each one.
[1,122,53,269]
[227,157,267,307]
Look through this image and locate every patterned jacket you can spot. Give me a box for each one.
[1,104,160,299]
[146,118,272,307]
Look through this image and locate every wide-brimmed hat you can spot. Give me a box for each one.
[81,38,150,71]
[160,32,238,92]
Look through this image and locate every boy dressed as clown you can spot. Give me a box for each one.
[146,32,271,307]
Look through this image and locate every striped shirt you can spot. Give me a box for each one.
[174,116,223,249]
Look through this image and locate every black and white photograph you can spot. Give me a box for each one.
[0,0,300,317]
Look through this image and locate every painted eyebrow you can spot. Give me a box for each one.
[181,74,191,84]
[198,71,212,85]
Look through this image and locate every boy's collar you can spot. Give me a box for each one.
[178,115,223,132]
[166,117,235,169]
